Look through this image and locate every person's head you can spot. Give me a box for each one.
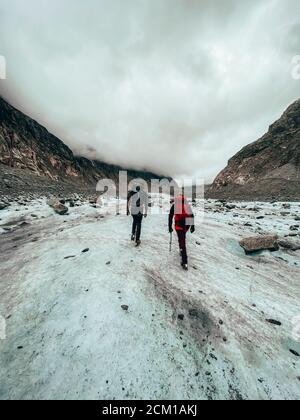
[176,194,186,202]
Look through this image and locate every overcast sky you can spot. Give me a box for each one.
[0,0,300,181]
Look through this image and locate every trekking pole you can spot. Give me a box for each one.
[169,232,172,252]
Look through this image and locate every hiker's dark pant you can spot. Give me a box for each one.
[176,230,188,265]
[132,214,143,241]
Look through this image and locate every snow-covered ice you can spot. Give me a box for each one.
[0,197,299,400]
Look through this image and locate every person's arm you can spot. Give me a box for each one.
[127,192,133,216]
[190,216,195,233]
[189,205,195,233]
[169,204,175,232]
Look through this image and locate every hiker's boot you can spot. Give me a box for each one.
[181,263,188,271]
[131,234,135,241]
[180,250,188,270]
[136,240,141,247]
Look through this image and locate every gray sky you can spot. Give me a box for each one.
[0,0,300,181]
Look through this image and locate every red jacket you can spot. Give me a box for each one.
[169,195,195,232]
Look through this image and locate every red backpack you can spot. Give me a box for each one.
[174,196,192,231]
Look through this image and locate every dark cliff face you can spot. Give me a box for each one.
[0,96,167,189]
[208,99,300,201]
[0,96,77,180]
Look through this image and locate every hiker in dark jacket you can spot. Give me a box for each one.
[127,186,148,246]
[169,194,195,270]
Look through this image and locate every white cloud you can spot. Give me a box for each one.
[0,0,300,181]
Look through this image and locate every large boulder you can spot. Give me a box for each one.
[239,235,279,254]
[53,202,69,215]
[47,199,68,215]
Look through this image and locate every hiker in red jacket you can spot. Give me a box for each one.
[169,194,195,270]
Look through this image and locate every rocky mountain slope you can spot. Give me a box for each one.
[208,99,300,201]
[0,96,166,195]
